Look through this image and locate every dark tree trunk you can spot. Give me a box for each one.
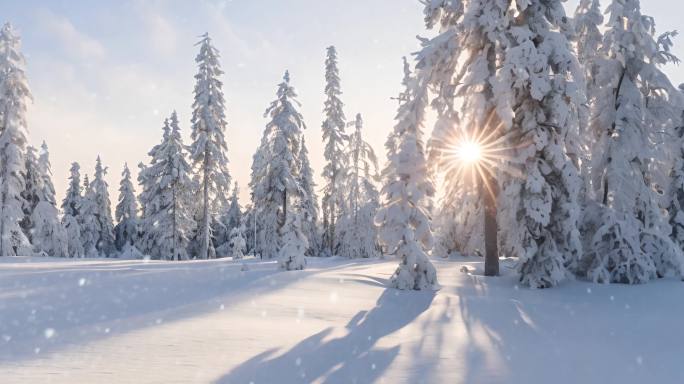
[482,169,499,276]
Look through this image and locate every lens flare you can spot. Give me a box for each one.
[456,140,483,164]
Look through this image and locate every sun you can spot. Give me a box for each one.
[456,139,483,164]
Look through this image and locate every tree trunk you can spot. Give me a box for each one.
[482,169,499,276]
[200,155,210,260]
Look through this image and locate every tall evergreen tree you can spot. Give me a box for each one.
[320,46,348,256]
[376,59,438,290]
[114,163,138,252]
[497,0,584,288]
[298,137,320,256]
[419,0,511,273]
[61,161,83,258]
[62,162,82,217]
[338,113,381,259]
[189,33,231,260]
[251,71,306,259]
[21,144,67,256]
[80,157,115,257]
[139,112,196,260]
[584,0,683,283]
[0,23,31,256]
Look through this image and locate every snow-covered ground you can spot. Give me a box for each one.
[0,255,682,384]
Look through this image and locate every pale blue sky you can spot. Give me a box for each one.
[4,0,683,205]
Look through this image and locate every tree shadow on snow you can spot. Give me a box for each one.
[0,259,361,364]
[215,287,435,384]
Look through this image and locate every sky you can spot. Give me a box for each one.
[4,0,684,209]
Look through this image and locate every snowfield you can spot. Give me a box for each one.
[0,256,683,384]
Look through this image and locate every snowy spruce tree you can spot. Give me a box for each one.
[189,33,231,260]
[61,162,84,257]
[489,1,585,288]
[338,113,381,259]
[279,205,307,271]
[79,157,115,257]
[23,143,67,257]
[584,0,684,282]
[250,71,306,259]
[375,59,437,290]
[229,223,246,260]
[298,137,320,256]
[0,22,32,256]
[138,112,196,260]
[418,0,513,272]
[215,181,241,257]
[62,162,82,217]
[320,46,348,256]
[114,163,138,252]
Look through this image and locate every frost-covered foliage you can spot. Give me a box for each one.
[114,163,138,252]
[320,46,348,256]
[584,0,684,283]
[338,113,381,259]
[138,112,196,260]
[574,0,605,190]
[417,0,507,259]
[23,144,67,257]
[229,223,246,260]
[79,157,115,257]
[298,137,321,256]
[61,162,83,257]
[0,22,32,256]
[215,181,241,257]
[433,199,482,258]
[376,60,438,290]
[62,162,82,217]
[189,33,231,260]
[251,71,306,259]
[415,0,583,287]
[62,214,84,258]
[278,208,307,271]
[494,1,584,288]
[667,120,684,252]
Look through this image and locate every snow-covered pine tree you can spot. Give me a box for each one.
[61,162,84,257]
[229,222,246,260]
[320,46,348,256]
[24,143,67,257]
[78,157,115,257]
[114,163,138,252]
[242,203,257,256]
[279,206,307,271]
[93,156,115,256]
[189,33,231,260]
[0,22,32,256]
[376,59,438,290]
[62,162,82,217]
[496,0,585,288]
[215,181,241,257]
[63,214,84,258]
[139,112,196,260]
[298,137,321,256]
[418,0,512,272]
[78,176,99,257]
[338,113,381,259]
[20,145,40,235]
[584,0,683,282]
[251,71,306,259]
